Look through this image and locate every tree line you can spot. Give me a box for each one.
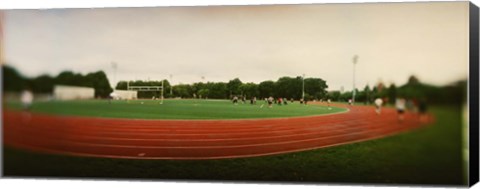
[326,76,466,105]
[2,65,112,98]
[3,64,465,104]
[115,76,329,100]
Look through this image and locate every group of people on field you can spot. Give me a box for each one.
[232,95,258,105]
[374,97,429,123]
[262,97,290,108]
[232,96,313,108]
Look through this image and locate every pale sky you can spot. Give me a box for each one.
[2,2,469,91]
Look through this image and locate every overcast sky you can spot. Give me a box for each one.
[2,2,469,91]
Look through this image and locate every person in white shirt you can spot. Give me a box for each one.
[21,89,33,111]
[267,96,274,108]
[374,98,383,115]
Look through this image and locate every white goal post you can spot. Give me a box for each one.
[126,80,164,103]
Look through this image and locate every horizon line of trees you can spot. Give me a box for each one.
[3,65,466,104]
[2,65,112,98]
[326,76,466,105]
[115,76,329,100]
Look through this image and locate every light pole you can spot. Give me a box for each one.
[352,55,358,105]
[161,79,164,104]
[302,74,305,100]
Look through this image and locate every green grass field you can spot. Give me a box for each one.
[3,105,465,186]
[4,99,346,119]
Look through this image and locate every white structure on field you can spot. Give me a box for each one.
[127,80,164,104]
[53,85,94,100]
[111,90,137,100]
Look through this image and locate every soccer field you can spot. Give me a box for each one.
[5,99,347,119]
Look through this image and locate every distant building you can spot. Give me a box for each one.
[111,90,137,100]
[54,85,94,100]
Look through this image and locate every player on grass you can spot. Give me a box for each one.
[21,88,33,111]
[267,96,274,108]
[233,95,238,105]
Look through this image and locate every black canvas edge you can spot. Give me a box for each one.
[469,1,480,187]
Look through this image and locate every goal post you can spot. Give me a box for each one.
[126,80,164,104]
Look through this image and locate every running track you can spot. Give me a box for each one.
[3,103,431,160]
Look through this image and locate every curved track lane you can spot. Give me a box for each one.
[3,103,431,159]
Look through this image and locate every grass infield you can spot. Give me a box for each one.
[5,99,347,120]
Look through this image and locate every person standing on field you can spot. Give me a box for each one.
[233,96,238,105]
[267,96,274,108]
[21,89,34,111]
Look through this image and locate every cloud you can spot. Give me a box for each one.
[3,2,469,90]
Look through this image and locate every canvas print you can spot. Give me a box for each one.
[1,1,475,187]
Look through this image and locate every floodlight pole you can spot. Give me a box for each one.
[161,79,164,104]
[302,74,305,100]
[352,55,358,105]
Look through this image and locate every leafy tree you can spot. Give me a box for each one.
[173,84,193,98]
[386,84,397,104]
[326,91,341,101]
[197,89,210,99]
[304,78,328,100]
[85,71,112,98]
[275,76,302,99]
[55,71,77,86]
[31,75,54,93]
[227,78,243,97]
[208,82,228,99]
[2,65,27,92]
[258,80,275,98]
[115,81,128,90]
[239,82,259,98]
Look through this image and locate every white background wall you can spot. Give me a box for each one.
[113,90,137,100]
[54,85,95,100]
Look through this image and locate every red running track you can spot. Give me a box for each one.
[3,103,431,160]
